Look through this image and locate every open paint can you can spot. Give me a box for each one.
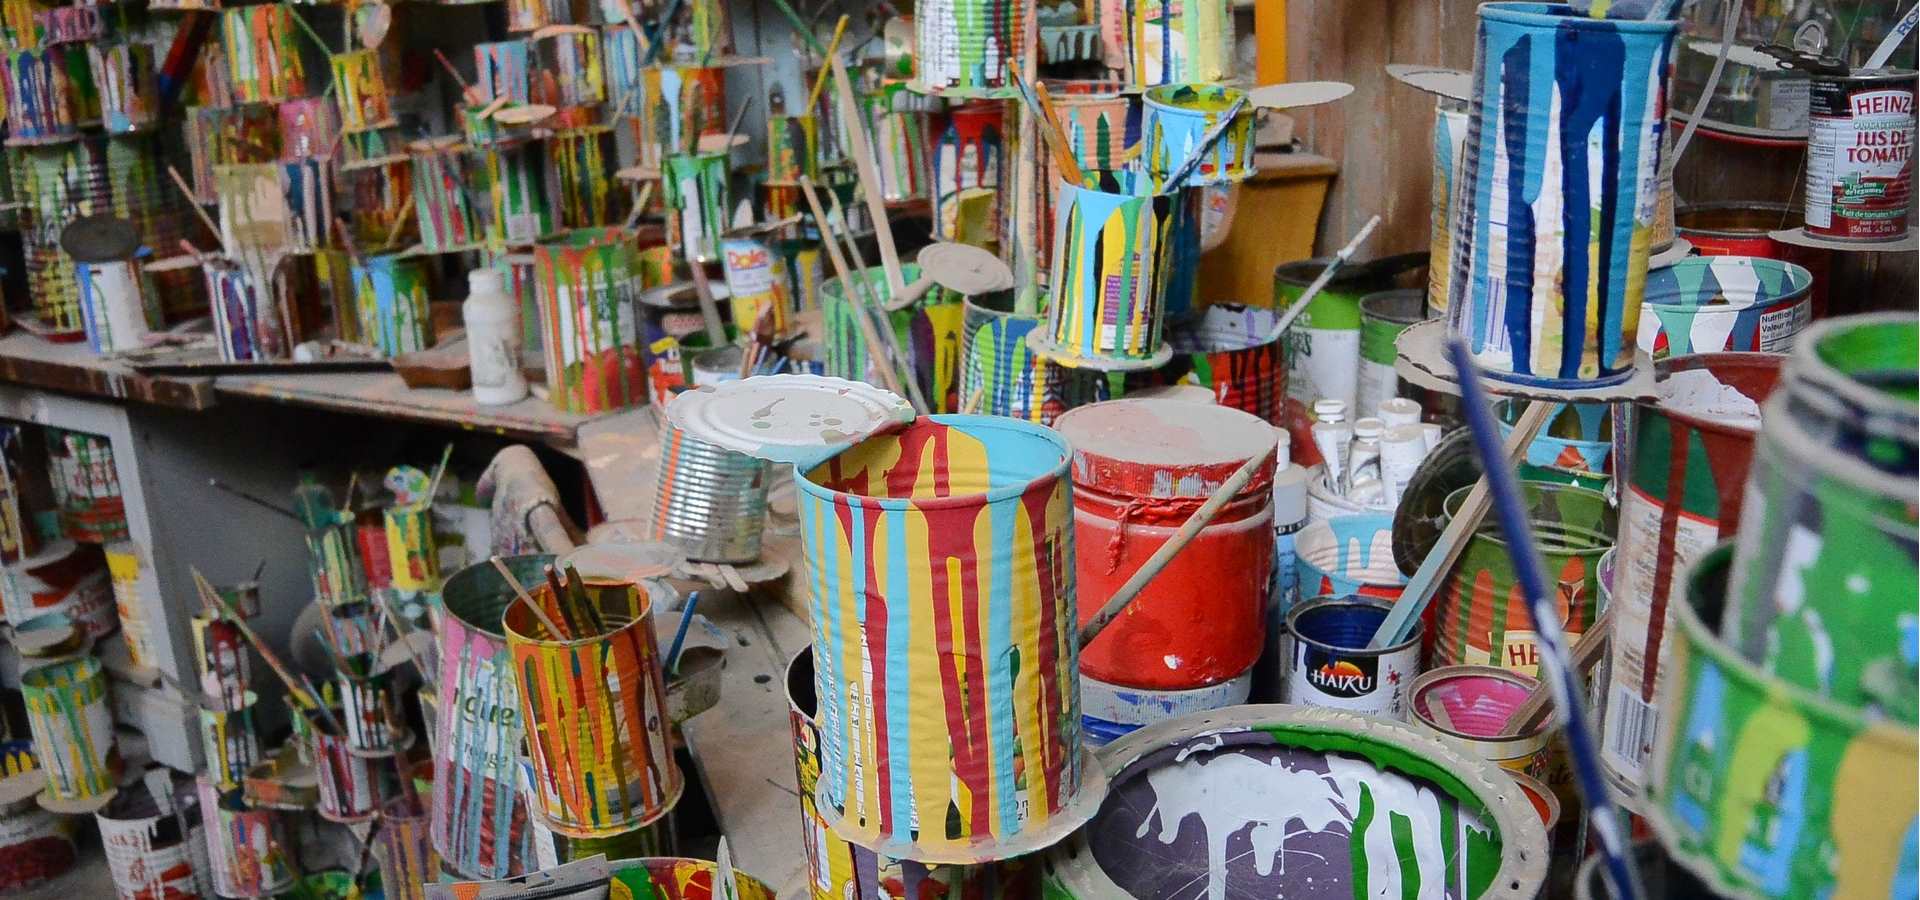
[1636,256,1811,358]
[21,656,119,806]
[1409,665,1554,781]
[1098,0,1231,86]
[1034,170,1191,369]
[1079,667,1252,748]
[1292,512,1405,607]
[1164,303,1286,425]
[959,289,1105,423]
[1281,595,1421,720]
[1140,83,1255,187]
[96,776,204,900]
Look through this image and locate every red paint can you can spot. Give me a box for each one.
[1056,398,1276,690]
[355,509,393,589]
[1676,202,1833,318]
[1805,68,1915,242]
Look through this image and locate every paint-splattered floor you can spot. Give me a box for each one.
[15,836,116,900]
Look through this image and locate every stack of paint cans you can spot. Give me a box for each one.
[0,743,78,893]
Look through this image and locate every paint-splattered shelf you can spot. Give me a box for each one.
[214,369,606,448]
[0,331,216,409]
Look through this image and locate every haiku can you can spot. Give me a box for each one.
[1281,596,1421,720]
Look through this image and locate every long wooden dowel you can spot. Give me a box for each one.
[1078,444,1277,648]
[825,188,928,413]
[797,176,906,398]
[804,15,848,113]
[828,55,904,294]
[1364,399,1554,649]
[190,569,346,736]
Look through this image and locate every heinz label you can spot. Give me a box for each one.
[1805,76,1915,241]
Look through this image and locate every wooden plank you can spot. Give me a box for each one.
[214,370,592,446]
[0,332,216,409]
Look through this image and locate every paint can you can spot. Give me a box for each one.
[931,102,1005,240]
[784,648,1042,896]
[1034,170,1193,369]
[533,228,646,414]
[103,543,158,668]
[97,779,205,900]
[410,137,483,253]
[1356,288,1426,420]
[201,260,277,362]
[1042,704,1547,896]
[1031,82,1135,287]
[1292,512,1404,606]
[959,287,1104,422]
[384,503,437,593]
[305,516,367,608]
[197,776,294,898]
[1098,0,1231,86]
[197,691,260,791]
[352,254,432,358]
[1274,254,1425,424]
[1433,481,1614,674]
[505,0,570,32]
[909,0,1028,97]
[325,601,378,659]
[330,49,394,135]
[87,43,156,136]
[481,141,556,246]
[2,47,83,144]
[798,416,1098,861]
[1079,666,1251,748]
[191,612,251,711]
[605,858,776,900]
[375,797,437,900]
[647,421,770,564]
[719,232,790,336]
[1723,314,1918,721]
[1636,257,1811,359]
[0,426,40,567]
[1446,3,1678,388]
[21,656,118,807]
[0,771,76,892]
[1428,101,1470,316]
[1056,399,1275,691]
[1164,303,1286,424]
[1409,665,1554,782]
[857,83,931,202]
[1141,84,1254,187]
[311,711,378,823]
[546,807,676,862]
[1495,399,1613,490]
[432,556,543,879]
[0,539,104,628]
[1281,596,1422,719]
[550,126,616,230]
[765,112,819,188]
[1602,353,1781,801]
[662,150,729,265]
[533,27,604,108]
[1676,201,1834,318]
[223,5,308,103]
[1805,68,1915,242]
[629,64,727,172]
[503,577,680,838]
[277,97,337,162]
[46,429,127,543]
[821,263,965,413]
[1647,544,1917,900]
[65,216,157,357]
[339,669,404,753]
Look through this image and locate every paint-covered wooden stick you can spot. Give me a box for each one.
[1365,399,1552,650]
[823,187,929,413]
[1157,95,1250,193]
[1259,215,1381,346]
[797,176,907,399]
[166,166,223,246]
[1078,444,1277,648]
[1007,68,1083,185]
[189,569,347,735]
[491,556,569,639]
[1505,608,1613,736]
[829,55,905,294]
[805,16,849,113]
[685,253,730,348]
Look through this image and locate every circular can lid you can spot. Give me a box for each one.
[559,542,684,584]
[1247,80,1356,109]
[1385,64,1474,102]
[60,215,140,263]
[917,242,1013,296]
[665,374,915,465]
[1052,398,1275,498]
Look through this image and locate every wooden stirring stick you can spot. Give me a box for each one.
[491,556,570,640]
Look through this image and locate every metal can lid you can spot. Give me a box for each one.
[1053,399,1275,499]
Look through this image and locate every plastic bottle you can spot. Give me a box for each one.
[463,268,528,405]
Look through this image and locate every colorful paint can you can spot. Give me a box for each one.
[628,64,727,172]
[931,102,1005,241]
[0,772,76,893]
[311,713,378,823]
[1676,202,1833,318]
[352,254,432,358]
[1428,101,1470,316]
[550,126,616,230]
[1356,288,1426,420]
[1496,399,1613,489]
[1723,314,1918,721]
[533,27,604,108]
[103,543,157,668]
[606,858,775,900]
[0,426,40,567]
[21,657,118,807]
[910,0,1028,97]
[1648,544,1917,900]
[1042,704,1547,896]
[1141,84,1254,187]
[785,648,1042,897]
[820,263,965,413]
[330,49,393,135]
[1446,3,1678,387]
[662,150,728,265]
[1034,170,1192,369]
[858,83,931,202]
[1805,68,1915,242]
[45,429,126,544]
[1602,353,1780,800]
[201,260,277,362]
[432,556,543,879]
[197,777,294,898]
[339,670,403,753]
[410,137,483,252]
[97,781,205,900]
[2,47,83,144]
[1636,256,1811,359]
[959,288,1104,422]
[1409,665,1554,782]
[305,515,367,608]
[1056,399,1275,690]
[191,612,251,712]
[765,112,818,187]
[223,5,307,103]
[719,232,790,336]
[87,43,157,136]
[1274,254,1424,425]
[1281,596,1422,720]
[647,421,770,564]
[376,797,438,900]
[1163,303,1285,424]
[480,141,555,245]
[384,503,437,593]
[0,539,104,626]
[1433,481,1613,674]
[1098,0,1231,86]
[1292,512,1404,604]
[798,416,1097,861]
[197,691,260,791]
[503,578,680,838]
[1079,667,1251,748]
[1031,82,1134,287]
[532,228,646,414]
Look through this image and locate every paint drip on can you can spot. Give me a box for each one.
[1805,68,1915,242]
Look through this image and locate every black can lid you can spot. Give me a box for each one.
[60,215,141,263]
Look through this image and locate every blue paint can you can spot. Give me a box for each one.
[1079,668,1252,747]
[1281,596,1423,720]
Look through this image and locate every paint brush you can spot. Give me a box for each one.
[664,591,701,675]
[562,563,606,634]
[1007,68,1083,185]
[1156,95,1251,194]
[166,166,224,248]
[804,16,850,114]
[829,55,905,293]
[621,181,655,232]
[1079,443,1278,647]
[542,564,581,635]
[796,175,907,399]
[190,569,348,736]
[207,478,304,523]
[382,195,416,248]
[1259,215,1382,346]
[1447,337,1642,900]
[426,442,454,508]
[765,0,830,57]
[640,0,685,64]
[431,48,471,93]
[491,556,570,640]
[719,97,755,154]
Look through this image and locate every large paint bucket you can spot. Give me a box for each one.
[931,102,1005,241]
[97,780,205,900]
[197,690,260,791]
[1292,512,1404,605]
[797,415,1098,861]
[21,656,118,806]
[1723,315,1918,721]
[1036,170,1194,369]
[1164,303,1285,424]
[1636,257,1811,359]
[46,430,127,544]
[533,228,646,414]
[1433,482,1613,674]
[503,577,680,838]
[1056,399,1275,690]
[606,858,776,900]
[1098,0,1230,86]
[1042,705,1547,897]
[785,648,1040,897]
[196,777,294,898]
[1274,254,1425,425]
[1140,84,1255,187]
[911,0,1028,98]
[1409,665,1554,783]
[960,289,1104,422]
[662,150,729,265]
[1601,353,1779,802]
[1676,201,1832,318]
[1281,596,1422,720]
[1079,666,1251,748]
[647,421,771,563]
[1647,544,1918,900]
[352,255,432,358]
[1356,288,1426,420]
[1446,3,1679,388]
[1428,101,1470,316]
[431,555,545,879]
[821,263,966,413]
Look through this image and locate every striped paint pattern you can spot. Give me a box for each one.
[1044,172,1179,364]
[20,656,117,801]
[432,568,535,879]
[222,5,306,103]
[798,416,1081,855]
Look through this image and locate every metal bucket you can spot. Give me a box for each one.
[312,710,378,823]
[1433,481,1613,674]
[1602,353,1780,801]
[1056,399,1275,691]
[1164,303,1285,425]
[1409,665,1554,781]
[797,415,1100,862]
[1036,170,1191,369]
[1140,83,1254,187]
[1042,705,1548,897]
[431,554,545,878]
[647,422,770,564]
[785,648,1041,897]
[1098,0,1231,86]
[1281,595,1422,720]
[822,262,966,413]
[533,228,646,414]
[21,656,118,804]
[1356,288,1426,420]
[959,288,1104,423]
[96,779,204,900]
[1636,257,1812,359]
[1647,544,1917,900]
[1447,3,1679,388]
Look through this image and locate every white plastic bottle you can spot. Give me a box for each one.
[463,269,528,405]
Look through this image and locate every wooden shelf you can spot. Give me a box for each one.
[214,370,599,448]
[0,331,215,410]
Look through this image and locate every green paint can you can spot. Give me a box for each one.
[1356,288,1426,419]
[1273,253,1424,423]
